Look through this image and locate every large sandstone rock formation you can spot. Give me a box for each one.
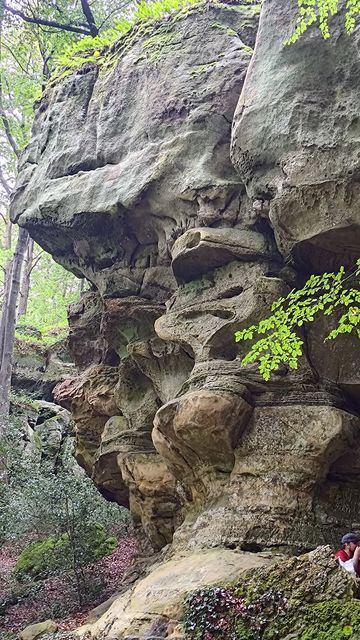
[11,0,360,580]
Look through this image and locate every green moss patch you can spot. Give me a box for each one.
[14,525,117,581]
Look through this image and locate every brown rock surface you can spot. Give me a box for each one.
[231,0,360,272]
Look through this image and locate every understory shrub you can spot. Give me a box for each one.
[0,418,130,606]
[13,525,117,581]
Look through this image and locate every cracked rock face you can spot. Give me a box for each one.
[12,0,360,554]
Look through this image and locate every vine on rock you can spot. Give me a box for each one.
[183,586,288,640]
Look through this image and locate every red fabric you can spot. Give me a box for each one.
[335,550,351,562]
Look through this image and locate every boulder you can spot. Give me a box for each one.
[19,619,58,640]
[79,548,271,639]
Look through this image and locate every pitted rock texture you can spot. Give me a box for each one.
[12,1,258,300]
[12,0,360,555]
[231,0,360,273]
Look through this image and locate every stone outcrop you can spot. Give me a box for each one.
[79,548,272,639]
[9,395,74,473]
[77,545,360,639]
[11,0,360,574]
[12,331,74,400]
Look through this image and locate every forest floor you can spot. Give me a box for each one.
[0,532,138,637]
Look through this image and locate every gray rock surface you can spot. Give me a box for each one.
[231,0,360,272]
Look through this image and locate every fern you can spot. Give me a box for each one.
[54,0,199,72]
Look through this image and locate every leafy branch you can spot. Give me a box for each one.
[286,0,360,44]
[235,260,360,381]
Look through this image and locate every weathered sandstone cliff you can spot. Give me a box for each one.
[10,0,360,635]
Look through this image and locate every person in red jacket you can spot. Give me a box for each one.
[335,532,360,576]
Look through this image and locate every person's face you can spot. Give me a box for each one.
[345,541,358,556]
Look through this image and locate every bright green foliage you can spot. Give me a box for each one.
[14,534,69,580]
[54,0,200,72]
[17,253,81,331]
[286,0,360,44]
[235,260,360,381]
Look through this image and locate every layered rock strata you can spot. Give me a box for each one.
[11,0,360,558]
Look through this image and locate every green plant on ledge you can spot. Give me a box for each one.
[183,587,360,639]
[54,0,200,72]
[183,585,288,639]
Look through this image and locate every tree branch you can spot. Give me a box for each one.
[3,4,93,36]
[0,106,19,158]
[0,165,11,196]
[2,42,31,76]
[28,251,43,275]
[98,0,134,30]
[80,0,98,36]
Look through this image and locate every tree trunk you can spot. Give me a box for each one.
[0,227,29,419]
[80,0,99,36]
[0,215,13,364]
[18,236,33,317]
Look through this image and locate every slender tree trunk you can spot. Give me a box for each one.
[3,215,13,296]
[0,214,13,366]
[0,227,29,419]
[18,236,33,317]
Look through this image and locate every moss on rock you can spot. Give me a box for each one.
[183,547,360,640]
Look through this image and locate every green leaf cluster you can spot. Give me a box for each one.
[235,260,360,381]
[286,0,360,44]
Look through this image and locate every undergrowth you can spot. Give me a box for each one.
[54,0,200,73]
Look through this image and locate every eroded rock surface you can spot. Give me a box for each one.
[79,548,271,639]
[231,0,360,273]
[79,545,360,638]
[11,0,360,561]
